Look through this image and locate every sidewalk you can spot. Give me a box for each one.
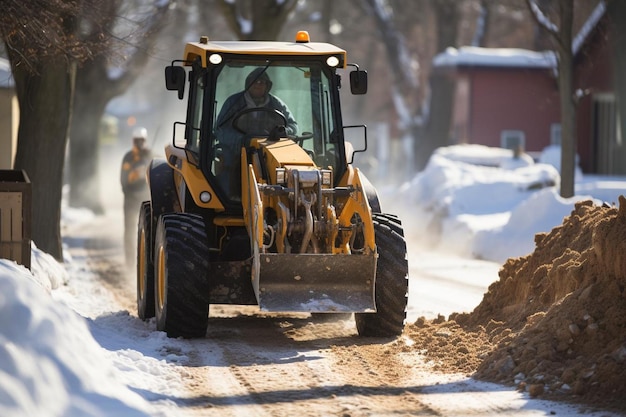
[407,248,501,322]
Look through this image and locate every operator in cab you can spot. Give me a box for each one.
[216,67,298,136]
[213,68,298,200]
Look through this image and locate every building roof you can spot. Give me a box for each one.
[433,47,557,69]
[433,1,606,71]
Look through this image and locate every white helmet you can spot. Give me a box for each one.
[132,127,148,140]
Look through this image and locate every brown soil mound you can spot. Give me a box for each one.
[404,195,626,411]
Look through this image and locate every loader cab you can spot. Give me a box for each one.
[167,36,368,212]
[210,61,348,202]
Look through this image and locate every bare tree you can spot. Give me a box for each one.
[366,0,461,171]
[365,0,419,96]
[1,0,87,259]
[218,0,299,40]
[471,0,491,47]
[526,0,576,198]
[421,0,460,169]
[363,0,423,170]
[67,0,170,213]
[607,0,626,162]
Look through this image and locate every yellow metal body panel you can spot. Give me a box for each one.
[336,166,376,253]
[164,144,225,210]
[252,138,315,172]
[213,217,245,227]
[243,137,375,257]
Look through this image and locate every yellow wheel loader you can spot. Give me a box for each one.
[136,31,408,338]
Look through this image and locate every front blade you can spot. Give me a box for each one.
[256,253,376,313]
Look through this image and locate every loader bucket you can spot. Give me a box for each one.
[254,253,377,313]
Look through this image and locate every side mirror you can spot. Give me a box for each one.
[349,69,368,95]
[165,66,186,99]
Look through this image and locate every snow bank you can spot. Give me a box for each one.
[0,254,151,417]
[398,144,626,263]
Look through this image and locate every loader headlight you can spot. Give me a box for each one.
[326,56,340,68]
[199,191,212,203]
[321,169,332,186]
[275,168,286,185]
[209,54,222,65]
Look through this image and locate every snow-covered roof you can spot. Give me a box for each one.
[434,1,606,71]
[433,46,557,69]
[0,57,14,89]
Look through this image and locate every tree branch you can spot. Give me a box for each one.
[525,0,568,53]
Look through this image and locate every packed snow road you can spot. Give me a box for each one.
[54,203,608,416]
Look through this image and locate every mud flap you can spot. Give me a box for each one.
[254,253,377,313]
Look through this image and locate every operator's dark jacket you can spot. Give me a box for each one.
[216,92,298,137]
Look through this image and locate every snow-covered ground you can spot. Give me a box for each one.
[1,144,625,416]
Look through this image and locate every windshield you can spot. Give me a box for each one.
[208,61,343,203]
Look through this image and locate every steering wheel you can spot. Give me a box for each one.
[232,107,287,135]
[290,131,313,146]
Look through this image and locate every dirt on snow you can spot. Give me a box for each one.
[402,195,626,412]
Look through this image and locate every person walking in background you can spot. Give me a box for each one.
[120,127,153,267]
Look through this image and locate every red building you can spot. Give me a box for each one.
[434,2,623,175]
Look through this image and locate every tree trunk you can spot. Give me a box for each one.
[68,62,110,214]
[557,0,575,198]
[558,54,576,198]
[66,2,170,212]
[608,0,626,169]
[9,56,75,260]
[419,72,456,169]
[525,0,576,196]
[421,0,459,170]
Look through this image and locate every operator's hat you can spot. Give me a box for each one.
[245,68,273,92]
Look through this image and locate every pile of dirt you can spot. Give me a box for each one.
[404,195,626,411]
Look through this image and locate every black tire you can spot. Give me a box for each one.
[137,201,155,319]
[154,213,210,338]
[355,213,408,337]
